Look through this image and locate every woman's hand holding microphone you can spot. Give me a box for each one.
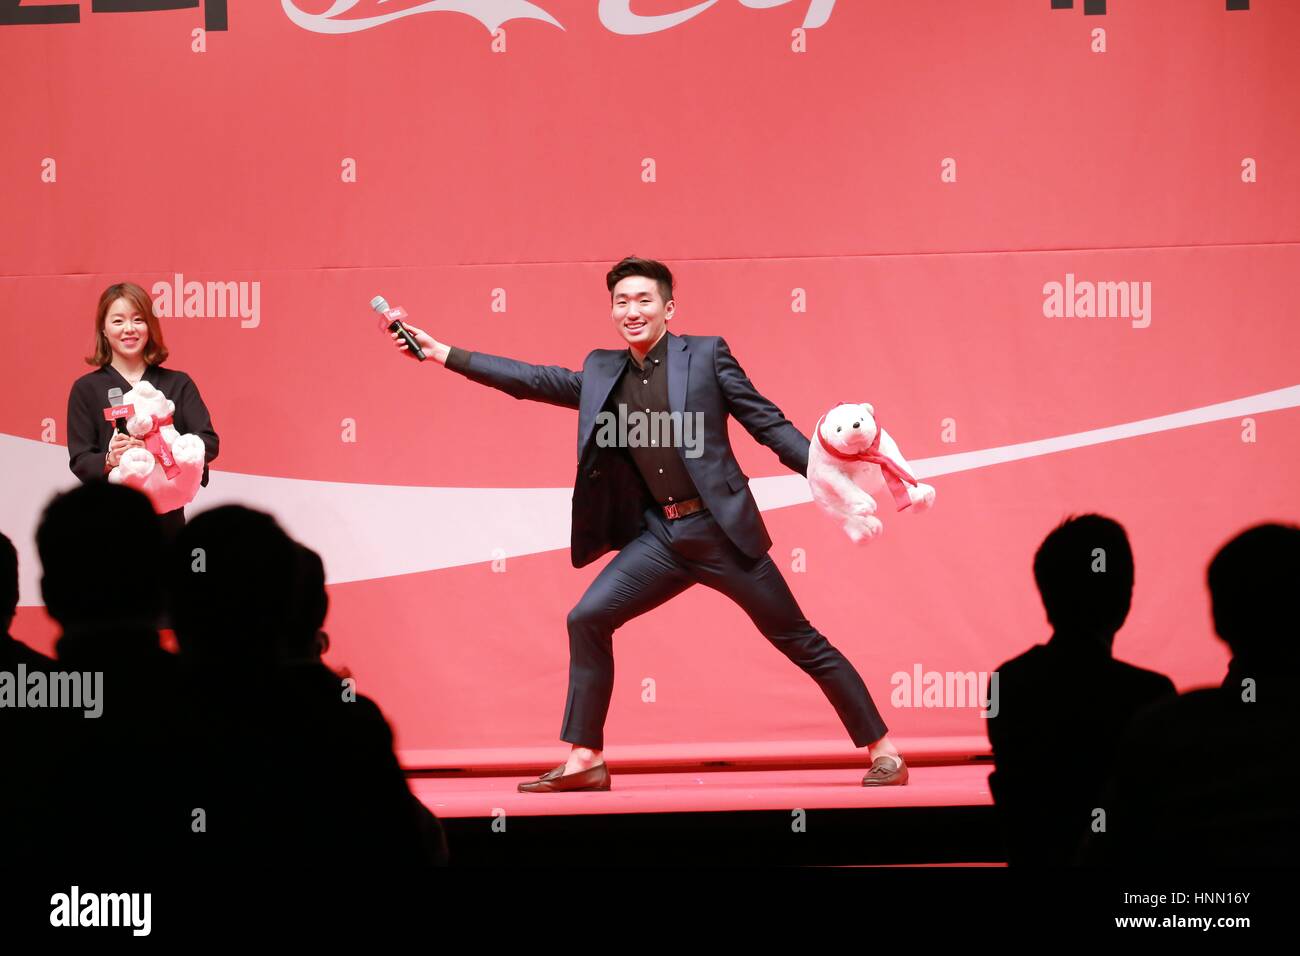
[106,430,144,469]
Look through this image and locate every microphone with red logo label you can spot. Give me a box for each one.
[370,295,427,361]
[104,388,133,434]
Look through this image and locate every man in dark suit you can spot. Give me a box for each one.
[394,256,904,791]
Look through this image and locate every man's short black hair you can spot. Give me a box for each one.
[37,482,164,628]
[285,542,329,659]
[606,256,674,307]
[1207,522,1300,665]
[167,504,297,663]
[1033,513,1134,635]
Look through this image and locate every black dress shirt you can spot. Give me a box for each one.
[606,330,700,507]
[66,363,220,490]
[448,332,700,508]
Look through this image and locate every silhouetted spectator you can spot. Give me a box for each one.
[1,530,57,857]
[0,530,55,672]
[284,541,331,664]
[168,507,443,873]
[22,483,187,869]
[987,514,1175,865]
[1082,523,1300,865]
[283,541,448,865]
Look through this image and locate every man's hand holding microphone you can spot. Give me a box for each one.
[372,295,450,366]
[390,323,449,365]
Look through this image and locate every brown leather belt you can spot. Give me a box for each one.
[662,497,706,520]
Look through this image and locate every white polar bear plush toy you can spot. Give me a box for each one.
[106,380,207,514]
[808,402,936,544]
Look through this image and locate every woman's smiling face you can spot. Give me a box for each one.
[104,296,150,360]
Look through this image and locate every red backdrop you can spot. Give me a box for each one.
[2,0,1297,765]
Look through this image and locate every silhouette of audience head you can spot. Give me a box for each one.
[285,542,330,661]
[168,504,297,667]
[1033,513,1134,646]
[36,482,163,632]
[1,531,17,633]
[1207,522,1300,670]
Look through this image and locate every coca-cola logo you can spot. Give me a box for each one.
[0,0,226,28]
[0,0,835,33]
[280,0,839,35]
[0,0,1253,32]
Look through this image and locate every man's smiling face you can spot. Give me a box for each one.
[611,275,673,349]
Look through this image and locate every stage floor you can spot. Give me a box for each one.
[411,764,993,818]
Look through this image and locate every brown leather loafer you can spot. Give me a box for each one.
[518,762,611,793]
[538,763,567,782]
[861,754,909,786]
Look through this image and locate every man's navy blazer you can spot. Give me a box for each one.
[446,330,810,568]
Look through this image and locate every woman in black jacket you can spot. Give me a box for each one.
[67,281,219,539]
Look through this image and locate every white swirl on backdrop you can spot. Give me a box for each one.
[3,383,1297,607]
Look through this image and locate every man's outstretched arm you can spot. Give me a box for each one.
[714,335,810,477]
[395,324,582,410]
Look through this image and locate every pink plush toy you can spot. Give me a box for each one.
[106,380,207,514]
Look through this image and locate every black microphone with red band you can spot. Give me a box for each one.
[371,295,426,361]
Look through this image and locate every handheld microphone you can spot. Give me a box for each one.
[104,388,133,434]
[370,295,426,361]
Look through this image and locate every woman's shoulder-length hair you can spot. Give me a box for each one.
[85,281,170,367]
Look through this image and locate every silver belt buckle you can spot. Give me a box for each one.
[664,502,680,519]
